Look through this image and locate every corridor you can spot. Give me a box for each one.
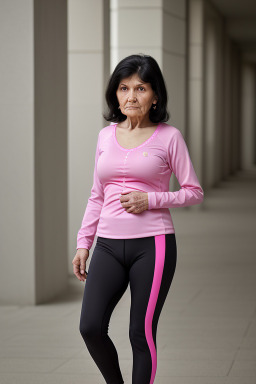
[0,168,255,384]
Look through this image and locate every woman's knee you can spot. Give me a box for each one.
[79,318,102,342]
[129,324,146,347]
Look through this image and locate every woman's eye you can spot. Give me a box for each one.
[120,86,127,91]
[138,87,145,91]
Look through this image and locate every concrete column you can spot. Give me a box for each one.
[189,0,242,188]
[110,0,187,195]
[222,32,232,178]
[241,63,256,170]
[110,0,163,71]
[215,12,225,184]
[222,37,242,177]
[204,2,227,188]
[163,1,187,193]
[187,0,205,188]
[230,45,242,173]
[68,0,110,273]
[0,0,68,304]
[204,16,218,189]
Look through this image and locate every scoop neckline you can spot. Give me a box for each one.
[113,122,161,151]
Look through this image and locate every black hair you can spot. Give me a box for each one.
[103,53,169,123]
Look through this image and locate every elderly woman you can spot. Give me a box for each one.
[72,54,204,384]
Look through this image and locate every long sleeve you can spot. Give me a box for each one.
[76,132,104,250]
[147,129,204,209]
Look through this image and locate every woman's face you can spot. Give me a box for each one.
[116,73,158,121]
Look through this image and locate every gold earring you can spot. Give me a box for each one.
[152,104,157,110]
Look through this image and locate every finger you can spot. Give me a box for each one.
[73,263,82,277]
[80,258,86,274]
[74,269,82,280]
[73,264,81,276]
[121,190,131,195]
[73,265,86,281]
[120,196,130,203]
[73,262,80,271]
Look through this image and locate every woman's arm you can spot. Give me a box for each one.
[76,132,104,250]
[147,129,204,209]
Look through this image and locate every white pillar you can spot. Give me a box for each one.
[68,0,110,273]
[0,0,68,304]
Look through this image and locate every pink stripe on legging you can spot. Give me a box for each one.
[145,234,165,384]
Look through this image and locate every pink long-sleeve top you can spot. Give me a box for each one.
[77,122,204,250]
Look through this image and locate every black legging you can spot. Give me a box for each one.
[79,234,177,384]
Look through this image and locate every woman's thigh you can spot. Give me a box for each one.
[126,234,177,382]
[127,234,177,328]
[79,238,129,336]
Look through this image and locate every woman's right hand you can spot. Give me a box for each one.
[72,248,89,282]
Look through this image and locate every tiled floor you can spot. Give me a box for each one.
[1,168,256,384]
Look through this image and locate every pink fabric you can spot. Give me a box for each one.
[145,234,165,383]
[77,123,204,250]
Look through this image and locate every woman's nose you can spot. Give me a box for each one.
[128,90,136,101]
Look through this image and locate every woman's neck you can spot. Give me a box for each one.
[120,116,156,130]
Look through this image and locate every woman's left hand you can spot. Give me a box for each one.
[119,191,149,214]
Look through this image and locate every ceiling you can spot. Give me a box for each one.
[210,0,256,62]
[210,0,256,17]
